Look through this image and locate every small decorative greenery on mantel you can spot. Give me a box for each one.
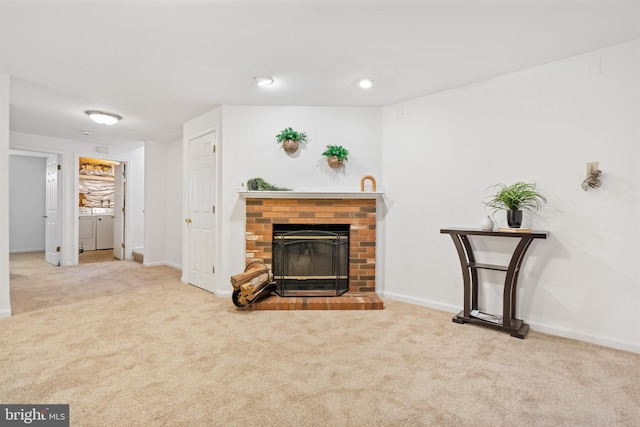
[246,177,292,191]
[276,127,307,153]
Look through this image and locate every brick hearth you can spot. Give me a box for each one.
[244,197,383,310]
[239,293,384,310]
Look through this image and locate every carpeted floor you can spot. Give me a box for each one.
[78,249,118,264]
[2,252,640,426]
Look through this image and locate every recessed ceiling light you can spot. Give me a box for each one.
[254,76,274,87]
[85,110,122,126]
[356,77,374,89]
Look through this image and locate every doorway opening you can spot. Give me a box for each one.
[78,157,126,264]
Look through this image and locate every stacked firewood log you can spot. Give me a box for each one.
[230,263,275,307]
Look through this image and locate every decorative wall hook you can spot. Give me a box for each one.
[360,175,376,192]
[582,169,602,191]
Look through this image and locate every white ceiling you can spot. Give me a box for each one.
[1,0,638,146]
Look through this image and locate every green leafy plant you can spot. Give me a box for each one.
[275,127,307,143]
[246,177,292,191]
[321,145,349,161]
[483,182,547,212]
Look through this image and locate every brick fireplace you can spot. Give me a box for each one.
[243,195,383,310]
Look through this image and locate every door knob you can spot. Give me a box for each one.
[185,218,192,224]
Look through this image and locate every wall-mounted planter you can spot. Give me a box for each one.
[327,156,344,168]
[322,145,349,168]
[276,127,307,154]
[282,139,299,153]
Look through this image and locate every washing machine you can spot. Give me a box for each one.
[94,208,114,250]
[79,207,96,251]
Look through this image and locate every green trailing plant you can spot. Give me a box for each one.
[246,177,292,191]
[321,145,349,161]
[275,127,307,143]
[483,182,547,213]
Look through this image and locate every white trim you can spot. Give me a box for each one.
[238,190,384,199]
[0,308,11,318]
[526,321,640,354]
[142,261,181,270]
[9,248,45,253]
[184,126,218,143]
[142,261,163,267]
[381,291,460,314]
[381,291,640,354]
[74,153,132,265]
[216,289,232,298]
[164,261,181,270]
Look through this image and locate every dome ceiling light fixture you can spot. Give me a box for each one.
[356,77,374,89]
[85,110,122,126]
[254,76,274,87]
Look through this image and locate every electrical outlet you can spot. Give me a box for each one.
[586,161,599,176]
[236,179,247,190]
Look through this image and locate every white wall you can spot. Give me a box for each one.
[381,40,640,352]
[9,155,46,252]
[220,105,383,296]
[9,132,145,266]
[0,73,10,318]
[127,145,145,257]
[143,139,182,268]
[183,105,383,296]
[143,141,166,266]
[164,140,182,268]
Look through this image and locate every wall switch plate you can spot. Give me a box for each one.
[236,179,247,190]
[586,161,599,176]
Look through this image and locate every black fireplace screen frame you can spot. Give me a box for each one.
[272,225,349,297]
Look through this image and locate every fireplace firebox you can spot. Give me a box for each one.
[272,224,349,297]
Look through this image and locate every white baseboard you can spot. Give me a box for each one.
[0,308,12,319]
[380,291,459,314]
[215,289,232,298]
[526,320,640,354]
[9,248,45,253]
[380,291,639,354]
[142,261,181,270]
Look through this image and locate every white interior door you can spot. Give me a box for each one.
[186,132,216,292]
[44,155,59,265]
[113,163,125,260]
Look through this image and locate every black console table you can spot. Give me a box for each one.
[440,228,549,338]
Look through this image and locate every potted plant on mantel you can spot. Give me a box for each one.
[276,127,307,153]
[321,145,349,168]
[483,182,547,228]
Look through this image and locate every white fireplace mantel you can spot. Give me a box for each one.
[237,190,384,199]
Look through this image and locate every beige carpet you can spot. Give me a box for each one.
[3,252,639,426]
[78,249,118,264]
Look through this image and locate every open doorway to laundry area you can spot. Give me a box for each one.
[78,157,126,265]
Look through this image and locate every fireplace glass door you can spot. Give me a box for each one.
[272,225,349,297]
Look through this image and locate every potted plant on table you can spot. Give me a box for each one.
[321,145,349,168]
[276,127,307,153]
[483,182,547,228]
